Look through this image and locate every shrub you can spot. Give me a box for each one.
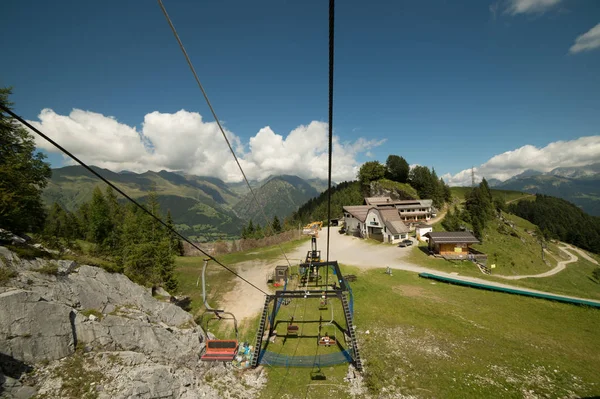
[0,267,17,285]
[6,244,53,260]
[37,263,59,275]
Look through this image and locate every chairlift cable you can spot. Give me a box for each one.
[0,105,269,296]
[157,0,293,269]
[326,0,335,282]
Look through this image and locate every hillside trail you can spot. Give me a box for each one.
[506,193,535,204]
[220,260,273,322]
[565,244,599,265]
[495,245,578,280]
[428,208,447,225]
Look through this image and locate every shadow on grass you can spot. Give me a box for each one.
[417,245,433,256]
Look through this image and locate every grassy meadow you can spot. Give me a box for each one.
[173,236,600,398]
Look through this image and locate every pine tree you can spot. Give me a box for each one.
[0,87,52,233]
[431,168,445,208]
[472,217,484,242]
[104,186,123,252]
[89,186,111,249]
[76,202,90,239]
[272,215,282,233]
[254,223,264,239]
[43,202,68,248]
[166,209,184,256]
[441,178,452,203]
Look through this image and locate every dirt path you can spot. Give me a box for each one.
[428,208,447,225]
[506,193,535,204]
[495,245,578,280]
[220,260,273,322]
[288,227,414,269]
[221,229,600,320]
[564,244,599,265]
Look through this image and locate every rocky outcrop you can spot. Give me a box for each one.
[0,246,265,398]
[74,313,202,365]
[369,181,417,201]
[0,290,75,365]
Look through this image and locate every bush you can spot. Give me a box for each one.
[0,267,17,285]
[37,263,59,275]
[6,244,53,260]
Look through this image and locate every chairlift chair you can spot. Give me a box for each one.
[198,259,240,362]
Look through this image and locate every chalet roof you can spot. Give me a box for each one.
[423,231,480,244]
[364,197,433,208]
[343,205,371,222]
[364,197,393,205]
[416,223,433,229]
[367,208,410,235]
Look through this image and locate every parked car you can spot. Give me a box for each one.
[398,239,413,247]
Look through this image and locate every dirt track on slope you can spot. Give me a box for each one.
[220,260,273,322]
[496,245,578,280]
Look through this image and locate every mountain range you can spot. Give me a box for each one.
[42,166,327,241]
[488,163,600,216]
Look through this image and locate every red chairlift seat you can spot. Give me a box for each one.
[201,339,239,362]
[287,324,299,336]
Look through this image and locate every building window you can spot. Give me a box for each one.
[394,235,399,239]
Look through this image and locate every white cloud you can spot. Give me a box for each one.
[505,0,561,15]
[27,108,384,183]
[569,23,600,54]
[442,136,600,186]
[489,2,500,20]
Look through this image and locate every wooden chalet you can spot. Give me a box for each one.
[424,232,480,256]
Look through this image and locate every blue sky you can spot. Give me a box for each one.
[1,0,599,184]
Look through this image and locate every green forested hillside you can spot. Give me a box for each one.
[291,178,426,224]
[509,194,600,254]
[497,174,600,216]
[233,175,320,224]
[291,181,364,223]
[43,166,328,240]
[43,166,244,241]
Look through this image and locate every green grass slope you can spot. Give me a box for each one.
[450,187,527,203]
[173,245,600,398]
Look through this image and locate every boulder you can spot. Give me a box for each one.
[0,290,75,364]
[56,260,77,275]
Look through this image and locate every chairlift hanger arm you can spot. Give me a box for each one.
[201,259,224,312]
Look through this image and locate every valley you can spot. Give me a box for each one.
[42,166,327,241]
